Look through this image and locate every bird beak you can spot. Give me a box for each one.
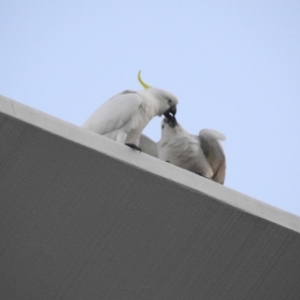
[163,116,178,128]
[163,105,177,119]
[168,116,178,128]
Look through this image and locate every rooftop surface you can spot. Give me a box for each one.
[1,94,300,300]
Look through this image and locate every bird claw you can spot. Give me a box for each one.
[125,143,141,152]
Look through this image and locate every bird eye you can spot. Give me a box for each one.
[168,99,172,103]
[162,125,164,129]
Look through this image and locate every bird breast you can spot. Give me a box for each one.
[123,100,157,144]
[158,133,200,170]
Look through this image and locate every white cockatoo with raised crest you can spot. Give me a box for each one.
[83,71,178,152]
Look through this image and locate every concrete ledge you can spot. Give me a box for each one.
[1,94,300,299]
[1,95,299,232]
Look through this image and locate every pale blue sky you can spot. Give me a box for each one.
[1,1,300,215]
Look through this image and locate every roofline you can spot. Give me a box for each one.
[1,94,299,233]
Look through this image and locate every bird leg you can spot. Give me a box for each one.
[125,143,141,152]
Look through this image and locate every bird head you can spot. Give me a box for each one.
[138,71,178,118]
[159,117,179,141]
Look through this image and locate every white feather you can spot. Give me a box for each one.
[83,91,141,135]
[142,118,226,184]
[83,85,178,146]
[198,129,226,184]
[139,134,158,157]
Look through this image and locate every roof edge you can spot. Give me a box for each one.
[1,94,299,233]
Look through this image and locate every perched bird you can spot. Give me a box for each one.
[140,117,226,184]
[82,71,178,151]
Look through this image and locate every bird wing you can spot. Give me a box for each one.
[82,90,142,135]
[139,134,158,157]
[158,131,203,170]
[199,129,226,184]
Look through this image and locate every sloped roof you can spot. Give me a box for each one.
[1,95,300,300]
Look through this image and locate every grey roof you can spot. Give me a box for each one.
[1,94,300,300]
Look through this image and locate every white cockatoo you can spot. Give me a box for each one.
[82,71,178,151]
[140,117,226,184]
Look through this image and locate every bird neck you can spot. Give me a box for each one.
[140,89,162,115]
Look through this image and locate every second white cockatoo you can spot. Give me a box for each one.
[82,71,178,151]
[140,117,226,184]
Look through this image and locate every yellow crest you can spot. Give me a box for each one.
[138,70,151,89]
